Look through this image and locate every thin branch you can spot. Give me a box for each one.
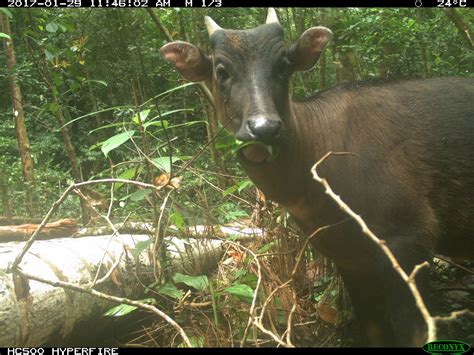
[310,151,436,342]
[17,269,192,347]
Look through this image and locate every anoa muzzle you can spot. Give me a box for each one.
[161,8,474,347]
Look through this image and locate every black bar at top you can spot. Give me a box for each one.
[2,0,472,8]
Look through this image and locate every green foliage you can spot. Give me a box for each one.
[104,298,156,317]
[172,272,209,292]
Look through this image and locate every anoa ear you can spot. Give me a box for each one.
[160,41,211,82]
[288,27,333,72]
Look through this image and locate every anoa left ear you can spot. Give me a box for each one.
[160,41,211,82]
[288,27,333,72]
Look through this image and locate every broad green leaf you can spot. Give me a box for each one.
[224,284,254,299]
[158,282,185,300]
[0,33,11,40]
[129,188,152,202]
[151,156,180,173]
[101,130,135,157]
[172,273,209,292]
[46,22,59,33]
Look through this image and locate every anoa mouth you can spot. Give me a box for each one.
[236,141,279,165]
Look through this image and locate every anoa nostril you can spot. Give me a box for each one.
[247,118,281,142]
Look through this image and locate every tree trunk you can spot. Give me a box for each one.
[0,165,12,222]
[1,12,36,217]
[146,8,173,42]
[444,8,473,49]
[26,13,89,224]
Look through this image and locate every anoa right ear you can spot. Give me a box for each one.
[160,41,211,82]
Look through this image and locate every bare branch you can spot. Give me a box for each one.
[310,151,436,342]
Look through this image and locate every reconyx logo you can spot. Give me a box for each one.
[422,340,471,354]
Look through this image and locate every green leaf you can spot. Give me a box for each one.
[84,79,108,87]
[170,211,184,229]
[0,9,13,19]
[0,33,11,40]
[172,273,209,292]
[46,22,59,33]
[222,184,239,196]
[224,284,254,300]
[139,109,151,122]
[104,304,138,317]
[237,179,253,192]
[129,188,152,202]
[44,48,54,61]
[142,109,195,128]
[131,238,152,258]
[158,282,185,300]
[114,167,140,190]
[151,156,180,173]
[223,179,253,196]
[101,130,135,157]
[104,298,155,317]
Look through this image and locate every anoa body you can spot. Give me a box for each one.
[160,9,474,346]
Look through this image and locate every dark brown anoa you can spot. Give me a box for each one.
[160,9,474,346]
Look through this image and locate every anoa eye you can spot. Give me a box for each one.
[277,57,292,79]
[216,65,231,82]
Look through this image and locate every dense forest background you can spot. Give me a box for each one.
[0,8,472,223]
[0,8,473,346]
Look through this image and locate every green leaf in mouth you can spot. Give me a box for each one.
[236,140,279,163]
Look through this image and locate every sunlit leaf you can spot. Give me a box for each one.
[151,156,181,173]
[101,130,135,157]
[104,298,155,317]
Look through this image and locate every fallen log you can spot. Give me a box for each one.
[0,232,227,346]
[0,219,78,242]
